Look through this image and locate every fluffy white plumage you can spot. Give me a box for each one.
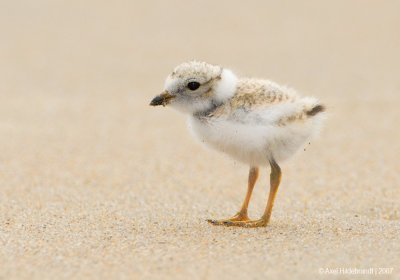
[160,61,325,165]
[150,61,326,228]
[213,69,238,102]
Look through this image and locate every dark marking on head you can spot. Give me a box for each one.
[200,87,213,98]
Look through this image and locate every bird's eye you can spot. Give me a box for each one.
[187,81,200,91]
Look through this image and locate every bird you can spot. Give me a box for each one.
[150,61,325,228]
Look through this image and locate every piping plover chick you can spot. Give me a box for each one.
[150,61,325,228]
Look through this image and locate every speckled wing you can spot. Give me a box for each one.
[230,78,299,109]
[206,78,324,126]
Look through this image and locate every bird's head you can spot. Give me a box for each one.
[150,61,238,114]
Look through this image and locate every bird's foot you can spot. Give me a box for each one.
[222,218,269,228]
[206,212,250,225]
[208,217,269,228]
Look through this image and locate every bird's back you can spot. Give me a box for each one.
[231,78,299,108]
[204,78,323,126]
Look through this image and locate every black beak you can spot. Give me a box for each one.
[150,95,165,106]
[149,91,175,107]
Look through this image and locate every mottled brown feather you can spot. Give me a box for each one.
[202,78,324,127]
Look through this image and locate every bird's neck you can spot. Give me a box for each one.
[193,99,225,118]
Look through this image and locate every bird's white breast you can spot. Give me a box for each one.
[188,115,271,165]
[188,104,323,166]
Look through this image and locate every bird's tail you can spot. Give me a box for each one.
[306,104,325,117]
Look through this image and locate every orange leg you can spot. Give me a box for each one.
[207,167,259,225]
[215,159,282,228]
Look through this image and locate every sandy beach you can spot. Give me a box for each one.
[1,1,399,279]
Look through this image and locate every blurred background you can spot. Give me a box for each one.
[0,1,399,279]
